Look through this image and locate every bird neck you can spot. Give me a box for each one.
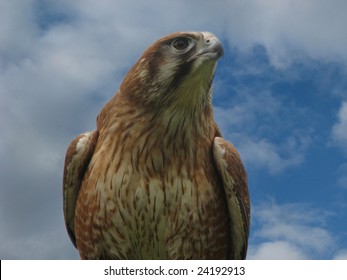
[97,92,215,150]
[158,100,214,143]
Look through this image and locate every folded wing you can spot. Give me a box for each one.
[212,137,250,259]
[63,131,99,247]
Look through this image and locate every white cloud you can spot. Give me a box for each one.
[223,0,347,67]
[333,250,347,260]
[0,0,38,64]
[332,101,347,153]
[236,137,305,174]
[248,241,307,260]
[248,202,335,259]
[0,217,79,259]
[337,163,347,189]
[331,102,347,189]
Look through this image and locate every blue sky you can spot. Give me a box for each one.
[1,0,347,259]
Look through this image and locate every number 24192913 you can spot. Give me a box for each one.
[197,266,246,276]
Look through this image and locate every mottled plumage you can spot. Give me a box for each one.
[63,31,250,259]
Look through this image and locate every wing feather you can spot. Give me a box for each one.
[212,136,250,259]
[63,131,99,247]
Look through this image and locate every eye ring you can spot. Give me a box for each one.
[172,37,190,50]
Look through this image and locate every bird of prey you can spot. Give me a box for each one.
[63,31,250,259]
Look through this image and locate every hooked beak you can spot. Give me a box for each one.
[190,36,224,61]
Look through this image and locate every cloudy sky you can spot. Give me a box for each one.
[1,0,347,260]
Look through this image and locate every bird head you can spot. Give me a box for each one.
[120,31,223,110]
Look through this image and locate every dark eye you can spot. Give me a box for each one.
[172,38,190,50]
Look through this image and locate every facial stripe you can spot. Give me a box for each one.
[170,60,194,90]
